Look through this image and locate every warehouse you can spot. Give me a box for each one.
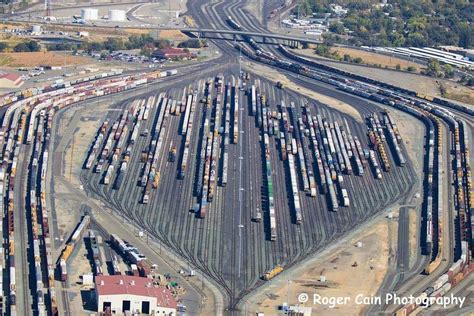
[152,47,195,60]
[0,73,23,88]
[95,275,177,315]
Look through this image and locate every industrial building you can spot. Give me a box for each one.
[152,48,195,60]
[0,73,24,88]
[95,275,177,315]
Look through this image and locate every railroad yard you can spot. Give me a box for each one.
[78,69,417,306]
[0,0,472,315]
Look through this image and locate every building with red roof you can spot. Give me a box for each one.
[152,47,195,60]
[95,275,177,315]
[0,72,23,88]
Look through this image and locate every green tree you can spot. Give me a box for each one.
[407,66,416,72]
[395,64,401,70]
[426,59,441,77]
[0,42,7,52]
[314,44,330,57]
[177,39,203,48]
[14,40,40,52]
[443,64,454,78]
[103,38,124,52]
[458,24,472,48]
[343,54,351,62]
[154,39,171,49]
[329,22,345,34]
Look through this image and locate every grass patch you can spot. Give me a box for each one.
[0,55,14,66]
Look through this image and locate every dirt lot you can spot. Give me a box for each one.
[244,212,398,315]
[64,242,95,314]
[244,61,363,123]
[0,51,91,67]
[158,29,189,41]
[408,207,419,268]
[330,47,423,72]
[440,81,474,105]
[385,107,425,174]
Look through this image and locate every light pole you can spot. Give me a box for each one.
[286,279,292,314]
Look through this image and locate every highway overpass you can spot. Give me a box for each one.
[2,19,322,45]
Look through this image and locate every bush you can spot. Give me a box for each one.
[178,39,204,49]
[103,38,125,52]
[406,66,416,72]
[0,42,7,52]
[14,40,40,52]
[47,42,77,51]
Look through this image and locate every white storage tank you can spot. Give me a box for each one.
[108,9,126,22]
[31,25,42,35]
[81,8,98,20]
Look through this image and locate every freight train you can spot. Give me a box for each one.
[396,242,471,315]
[0,68,178,316]
[235,37,472,307]
[276,44,473,117]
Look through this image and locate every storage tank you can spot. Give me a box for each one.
[31,25,42,35]
[108,9,126,22]
[81,8,98,20]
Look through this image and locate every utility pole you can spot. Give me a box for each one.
[297,0,300,19]
[239,45,242,77]
[286,279,292,314]
[45,0,51,17]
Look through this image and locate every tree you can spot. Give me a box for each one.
[140,42,155,57]
[443,64,454,78]
[314,44,330,57]
[126,33,155,49]
[103,38,124,52]
[0,42,7,52]
[329,22,345,34]
[343,54,351,62]
[353,57,363,64]
[154,39,171,49]
[425,59,441,77]
[458,24,472,48]
[82,41,103,53]
[407,66,416,72]
[177,39,203,49]
[395,64,401,70]
[13,40,40,52]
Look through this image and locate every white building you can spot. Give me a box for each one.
[81,8,98,20]
[330,4,348,16]
[95,275,177,315]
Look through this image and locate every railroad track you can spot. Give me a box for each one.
[78,69,417,311]
[15,145,32,315]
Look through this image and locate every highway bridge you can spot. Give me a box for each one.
[3,19,322,45]
[175,27,322,45]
